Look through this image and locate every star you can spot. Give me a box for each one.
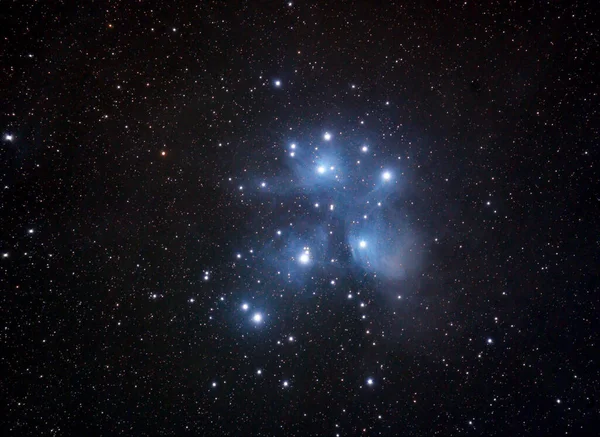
[382,171,392,181]
[359,240,367,248]
[323,132,332,141]
[3,253,9,258]
[274,80,281,87]
[257,369,262,375]
[28,229,34,234]
[299,251,310,264]
[317,166,326,174]
[361,145,368,152]
[4,134,14,142]
[288,336,294,342]
[367,378,374,386]
[252,312,263,323]
[487,338,493,344]
[282,380,289,387]
[260,182,266,187]
[242,303,249,311]
[290,143,296,149]
[212,382,217,387]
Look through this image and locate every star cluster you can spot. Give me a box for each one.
[1,1,597,436]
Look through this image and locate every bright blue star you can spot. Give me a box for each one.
[299,251,310,264]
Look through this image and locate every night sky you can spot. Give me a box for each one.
[1,1,598,435]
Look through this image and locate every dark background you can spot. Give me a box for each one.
[1,1,598,435]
